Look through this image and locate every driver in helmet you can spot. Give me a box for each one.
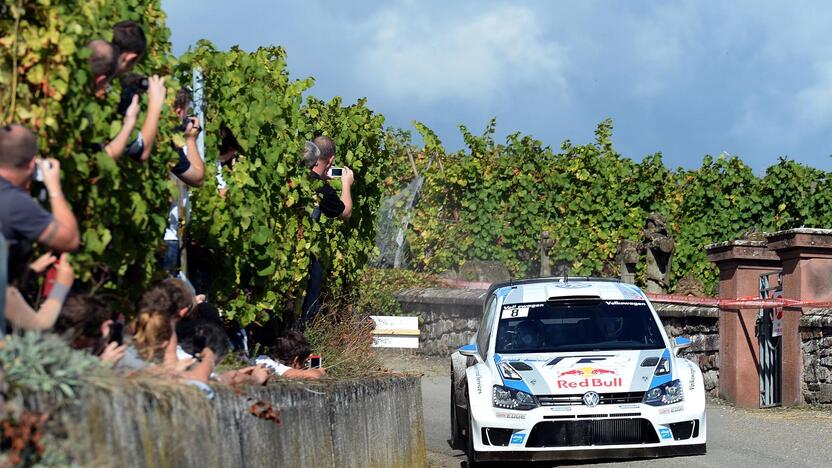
[594,310,625,341]
[512,319,546,350]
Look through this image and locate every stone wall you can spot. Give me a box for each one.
[800,309,832,404]
[30,376,425,468]
[657,304,720,395]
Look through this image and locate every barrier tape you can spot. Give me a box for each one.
[436,278,832,310]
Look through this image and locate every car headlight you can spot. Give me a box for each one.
[643,379,684,406]
[492,385,538,410]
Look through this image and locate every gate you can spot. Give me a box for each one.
[758,271,782,407]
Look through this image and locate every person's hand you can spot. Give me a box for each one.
[99,342,127,366]
[184,116,201,141]
[170,356,196,373]
[245,365,271,385]
[29,253,57,274]
[38,157,62,195]
[54,253,74,286]
[146,75,166,108]
[341,166,354,187]
[123,94,140,125]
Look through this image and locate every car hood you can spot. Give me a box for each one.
[493,349,671,396]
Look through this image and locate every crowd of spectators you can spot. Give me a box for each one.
[0,20,356,398]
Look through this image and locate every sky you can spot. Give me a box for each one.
[162,0,832,173]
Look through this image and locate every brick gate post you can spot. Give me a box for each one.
[766,228,832,406]
[706,240,781,408]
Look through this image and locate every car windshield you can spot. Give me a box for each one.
[494,299,665,353]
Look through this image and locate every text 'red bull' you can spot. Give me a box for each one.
[556,378,623,389]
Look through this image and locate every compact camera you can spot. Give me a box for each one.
[174,116,200,134]
[327,167,343,178]
[32,158,52,182]
[307,355,322,369]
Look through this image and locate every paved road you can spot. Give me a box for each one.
[419,373,832,468]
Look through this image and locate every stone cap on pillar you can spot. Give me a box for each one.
[705,240,780,267]
[766,228,832,259]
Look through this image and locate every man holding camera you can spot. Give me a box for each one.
[161,89,204,274]
[1,124,79,330]
[299,136,355,327]
[0,124,80,254]
[86,37,166,161]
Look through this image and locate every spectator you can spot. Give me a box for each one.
[256,331,326,380]
[85,40,162,161]
[112,20,146,76]
[116,279,196,372]
[215,126,241,198]
[299,136,355,326]
[162,89,204,274]
[0,124,80,254]
[4,253,74,331]
[87,39,119,99]
[54,294,126,365]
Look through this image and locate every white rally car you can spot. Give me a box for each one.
[450,277,706,464]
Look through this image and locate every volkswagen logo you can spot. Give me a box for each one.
[582,391,601,407]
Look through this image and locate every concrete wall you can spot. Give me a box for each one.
[801,309,832,404]
[33,376,425,468]
[398,288,720,395]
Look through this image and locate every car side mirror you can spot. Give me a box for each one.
[672,336,692,355]
[459,343,479,358]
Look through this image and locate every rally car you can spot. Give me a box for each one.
[450,277,707,464]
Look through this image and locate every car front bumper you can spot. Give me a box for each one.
[469,401,707,461]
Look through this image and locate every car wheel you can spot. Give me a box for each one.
[451,367,464,449]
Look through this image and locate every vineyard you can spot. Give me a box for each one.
[3,0,832,326]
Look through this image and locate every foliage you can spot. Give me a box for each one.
[355,268,442,316]
[175,43,386,325]
[302,311,383,379]
[0,0,179,300]
[384,119,832,295]
[0,332,107,400]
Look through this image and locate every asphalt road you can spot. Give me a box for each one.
[407,359,832,468]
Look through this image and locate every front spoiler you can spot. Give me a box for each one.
[475,443,706,463]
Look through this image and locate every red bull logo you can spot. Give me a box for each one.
[556,366,621,389]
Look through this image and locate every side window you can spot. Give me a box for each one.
[477,295,498,359]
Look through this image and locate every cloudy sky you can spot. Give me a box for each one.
[162,0,832,172]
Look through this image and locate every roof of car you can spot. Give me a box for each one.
[487,277,648,306]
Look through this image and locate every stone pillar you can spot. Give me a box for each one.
[766,228,832,406]
[706,241,781,408]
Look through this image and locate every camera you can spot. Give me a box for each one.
[116,74,148,115]
[327,167,343,178]
[307,354,322,369]
[174,115,200,134]
[32,158,52,182]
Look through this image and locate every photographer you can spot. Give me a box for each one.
[255,331,325,380]
[299,136,355,327]
[162,89,204,273]
[0,124,80,254]
[54,294,127,366]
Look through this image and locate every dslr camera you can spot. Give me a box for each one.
[116,74,148,115]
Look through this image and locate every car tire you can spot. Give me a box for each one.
[451,366,464,449]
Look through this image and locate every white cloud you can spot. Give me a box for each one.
[356,3,566,104]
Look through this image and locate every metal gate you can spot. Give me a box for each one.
[758,271,782,407]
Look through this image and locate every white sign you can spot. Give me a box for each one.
[501,307,529,319]
[370,316,420,349]
[772,290,784,337]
